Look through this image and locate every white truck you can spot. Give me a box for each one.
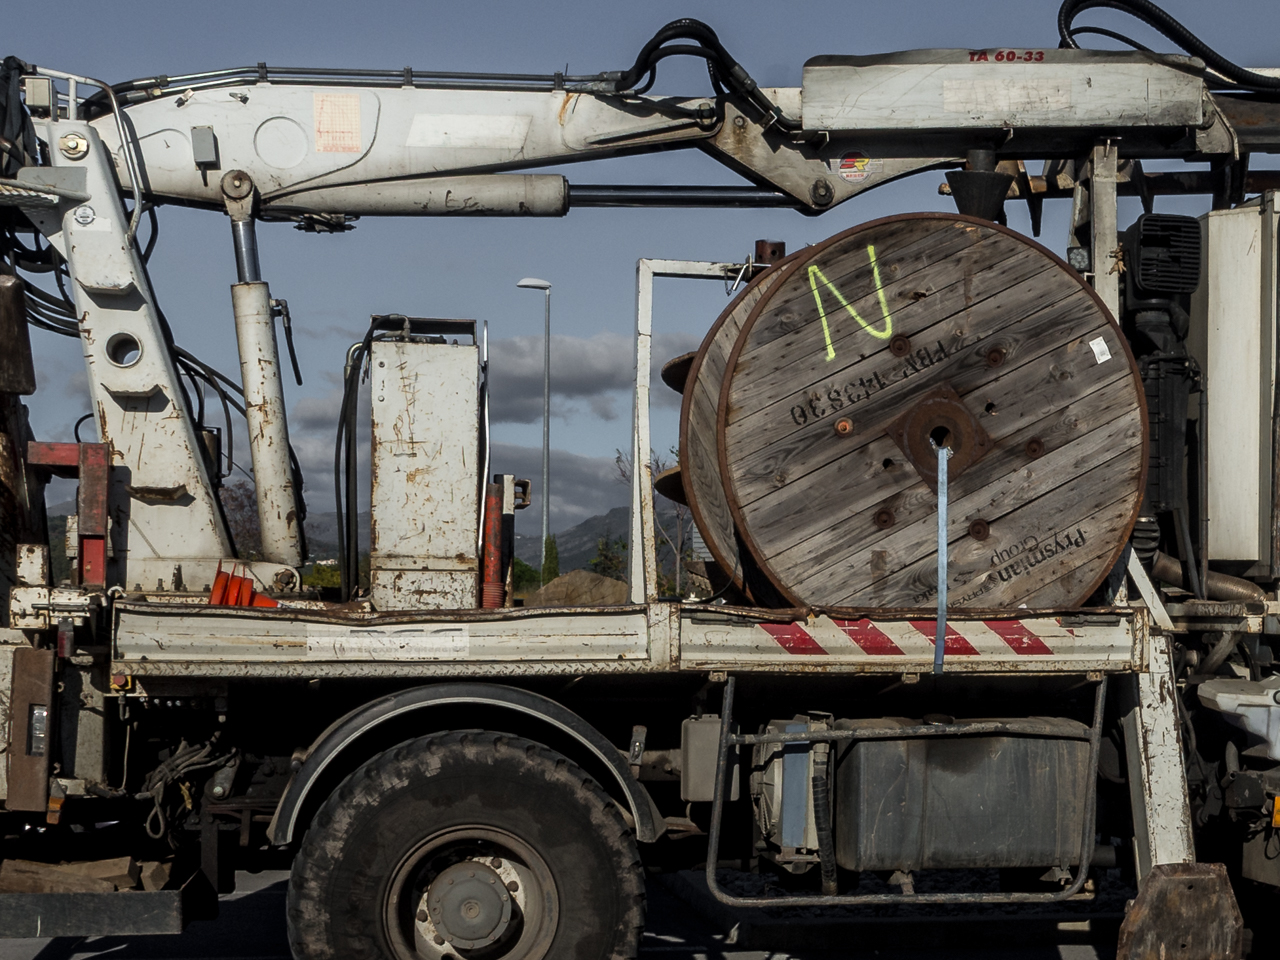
[0,1,1279,957]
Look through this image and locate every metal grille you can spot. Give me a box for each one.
[1134,214,1202,294]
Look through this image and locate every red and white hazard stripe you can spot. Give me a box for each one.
[758,617,1068,657]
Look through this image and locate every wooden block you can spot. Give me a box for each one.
[60,857,141,890]
[0,859,115,894]
[139,860,171,892]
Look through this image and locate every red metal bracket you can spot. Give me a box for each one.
[28,441,110,588]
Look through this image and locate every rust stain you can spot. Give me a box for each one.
[557,92,579,126]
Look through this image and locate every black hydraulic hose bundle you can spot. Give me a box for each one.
[612,18,802,132]
[1058,0,1280,93]
[0,56,38,177]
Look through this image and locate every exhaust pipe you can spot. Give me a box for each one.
[1150,551,1265,602]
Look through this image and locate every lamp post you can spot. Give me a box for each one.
[517,277,552,585]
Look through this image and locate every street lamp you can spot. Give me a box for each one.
[517,277,552,585]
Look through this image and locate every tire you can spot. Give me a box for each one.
[286,731,645,960]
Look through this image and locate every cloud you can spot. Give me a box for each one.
[489,441,629,533]
[281,331,697,528]
[287,386,369,515]
[32,351,90,435]
[488,330,701,423]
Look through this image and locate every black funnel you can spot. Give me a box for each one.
[946,170,1014,222]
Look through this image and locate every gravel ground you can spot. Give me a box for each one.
[0,870,1111,960]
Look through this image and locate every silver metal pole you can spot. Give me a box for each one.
[231,219,262,283]
[541,287,551,585]
[934,443,953,676]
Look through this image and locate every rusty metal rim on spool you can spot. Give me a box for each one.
[677,250,804,598]
[713,211,1149,612]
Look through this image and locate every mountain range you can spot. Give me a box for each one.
[49,497,686,575]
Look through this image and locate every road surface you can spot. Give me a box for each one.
[0,871,1113,960]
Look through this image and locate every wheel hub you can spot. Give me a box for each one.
[427,861,512,949]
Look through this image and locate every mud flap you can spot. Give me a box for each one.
[1117,862,1243,960]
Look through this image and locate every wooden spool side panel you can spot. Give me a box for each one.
[680,267,786,590]
[718,214,1147,610]
[728,262,1087,496]
[839,472,1142,611]
[739,219,1000,382]
[791,408,1145,609]
[759,347,1141,575]
[729,234,1061,464]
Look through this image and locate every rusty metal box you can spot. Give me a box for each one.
[369,330,480,611]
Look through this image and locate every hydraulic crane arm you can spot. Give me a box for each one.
[75,46,1280,230]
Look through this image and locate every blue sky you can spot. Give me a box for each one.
[11,0,1279,533]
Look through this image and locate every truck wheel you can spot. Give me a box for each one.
[286,731,645,960]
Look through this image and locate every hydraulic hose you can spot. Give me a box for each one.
[811,772,838,896]
[613,18,802,132]
[1200,631,1239,676]
[1058,0,1280,92]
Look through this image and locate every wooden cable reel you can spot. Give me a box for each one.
[673,213,1147,610]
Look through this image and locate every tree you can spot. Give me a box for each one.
[589,533,628,582]
[302,562,341,588]
[541,534,559,585]
[512,557,540,592]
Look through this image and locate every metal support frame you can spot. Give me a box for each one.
[1090,142,1121,318]
[631,259,755,604]
[1119,636,1195,881]
[21,120,236,589]
[0,873,216,938]
[704,674,1108,907]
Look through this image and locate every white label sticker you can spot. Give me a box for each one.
[1088,336,1112,364]
[314,93,361,153]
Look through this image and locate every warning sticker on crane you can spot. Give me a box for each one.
[314,93,362,153]
[836,152,883,182]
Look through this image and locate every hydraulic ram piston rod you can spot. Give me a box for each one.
[231,282,304,567]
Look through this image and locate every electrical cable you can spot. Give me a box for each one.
[1058,0,1280,93]
[72,413,92,442]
